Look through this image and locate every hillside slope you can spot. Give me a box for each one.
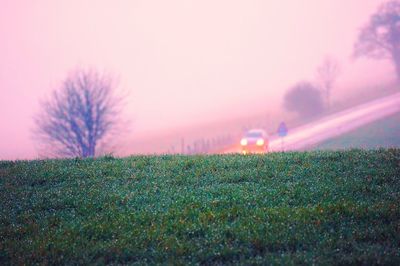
[315,112,400,150]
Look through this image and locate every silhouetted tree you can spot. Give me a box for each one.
[354,0,400,81]
[34,69,121,158]
[317,57,340,108]
[284,82,324,118]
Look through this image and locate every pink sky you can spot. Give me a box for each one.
[0,0,394,159]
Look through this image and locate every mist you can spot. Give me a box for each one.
[0,0,395,159]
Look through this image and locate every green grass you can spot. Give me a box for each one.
[1,150,400,265]
[315,112,400,150]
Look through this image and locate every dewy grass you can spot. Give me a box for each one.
[0,149,399,264]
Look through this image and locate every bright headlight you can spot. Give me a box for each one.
[240,138,248,146]
[256,139,264,146]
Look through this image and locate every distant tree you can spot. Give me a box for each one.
[317,57,340,109]
[354,0,400,81]
[284,82,324,118]
[34,69,122,158]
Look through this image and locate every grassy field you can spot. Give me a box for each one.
[1,150,399,264]
[315,112,400,150]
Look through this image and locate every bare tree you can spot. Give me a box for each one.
[354,0,400,81]
[284,82,324,119]
[34,69,122,158]
[317,57,340,109]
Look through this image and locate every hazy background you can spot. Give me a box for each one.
[0,0,395,159]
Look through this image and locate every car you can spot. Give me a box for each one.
[240,129,269,154]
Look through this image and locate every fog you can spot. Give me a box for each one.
[0,0,395,159]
